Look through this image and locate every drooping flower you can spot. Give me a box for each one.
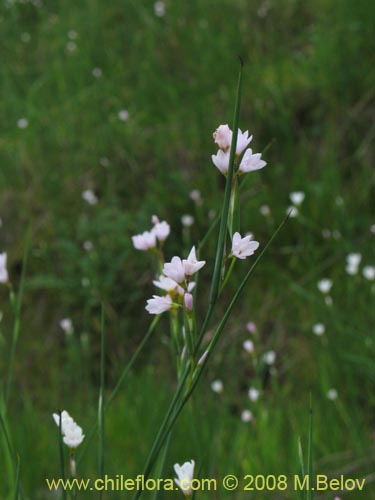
[132,231,157,251]
[213,124,232,151]
[238,149,266,173]
[174,460,195,497]
[182,247,206,277]
[289,191,305,206]
[0,253,9,283]
[211,149,230,174]
[211,379,223,394]
[145,295,173,315]
[317,279,333,294]
[163,256,185,283]
[231,232,259,260]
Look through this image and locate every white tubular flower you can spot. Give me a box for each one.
[213,124,232,151]
[145,295,173,315]
[363,265,375,281]
[239,149,266,173]
[317,279,333,294]
[174,460,195,497]
[132,231,157,251]
[152,220,170,241]
[183,246,206,277]
[289,191,305,206]
[153,275,184,296]
[236,129,253,155]
[163,256,186,283]
[211,149,230,175]
[0,252,9,283]
[53,411,85,449]
[231,232,259,260]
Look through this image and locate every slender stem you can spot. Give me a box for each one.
[0,410,25,500]
[98,305,105,499]
[58,411,67,500]
[219,258,236,294]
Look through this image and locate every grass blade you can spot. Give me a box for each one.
[98,304,105,499]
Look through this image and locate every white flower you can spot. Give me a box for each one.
[236,129,253,155]
[118,109,129,121]
[17,118,28,129]
[346,253,361,267]
[263,350,276,365]
[243,340,254,353]
[181,215,194,227]
[153,275,183,296]
[241,409,253,423]
[184,293,193,312]
[92,67,102,78]
[53,411,84,449]
[83,241,93,251]
[60,318,73,334]
[213,124,232,151]
[312,323,325,336]
[0,252,9,283]
[317,279,333,294]
[238,149,266,173]
[363,266,375,281]
[287,206,299,218]
[231,232,259,259]
[289,191,305,206]
[163,256,185,283]
[248,387,260,402]
[327,388,338,400]
[183,246,206,277]
[145,295,173,315]
[246,321,257,333]
[211,379,223,394]
[211,149,230,174]
[346,263,358,276]
[132,230,156,251]
[152,220,170,241]
[154,0,165,17]
[82,189,98,205]
[174,460,195,496]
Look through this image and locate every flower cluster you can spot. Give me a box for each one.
[211,124,266,175]
[146,246,205,314]
[52,410,85,450]
[132,215,170,251]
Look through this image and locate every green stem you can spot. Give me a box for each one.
[98,305,105,499]
[219,258,236,294]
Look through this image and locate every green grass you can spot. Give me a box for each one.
[0,0,374,498]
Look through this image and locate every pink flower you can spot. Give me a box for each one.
[236,129,253,155]
[239,149,266,173]
[153,275,184,296]
[132,231,156,251]
[213,124,232,151]
[246,321,257,333]
[231,232,259,259]
[182,246,206,277]
[163,256,185,283]
[184,293,193,312]
[145,295,173,314]
[211,149,230,175]
[152,220,170,241]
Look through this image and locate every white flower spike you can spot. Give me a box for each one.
[145,295,173,315]
[231,232,259,260]
[0,252,9,283]
[174,460,195,497]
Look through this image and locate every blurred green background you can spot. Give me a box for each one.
[0,0,374,497]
